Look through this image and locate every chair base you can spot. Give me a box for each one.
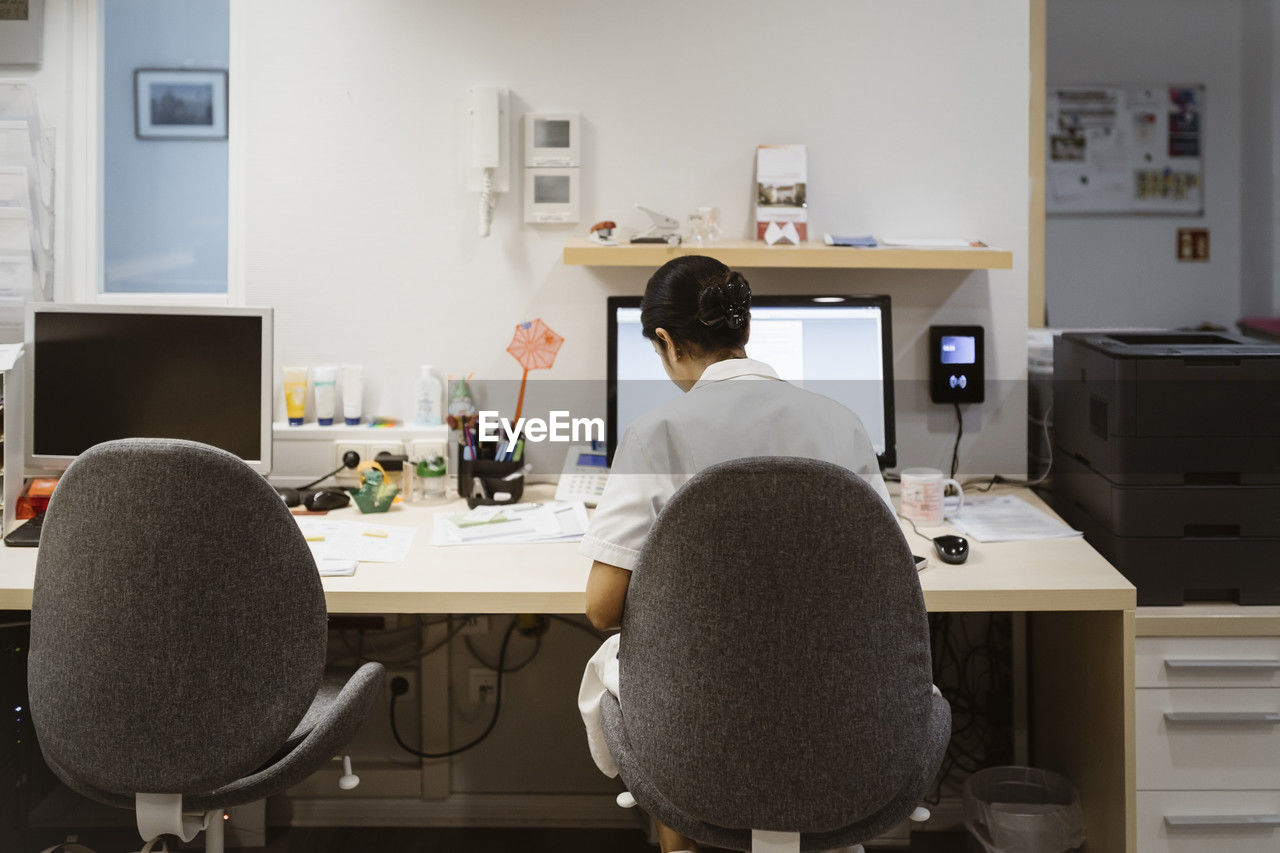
[135,794,223,853]
[747,833,867,853]
[751,830,799,853]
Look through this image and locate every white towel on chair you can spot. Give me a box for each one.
[578,632,622,777]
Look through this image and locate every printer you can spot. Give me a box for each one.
[1052,331,1280,605]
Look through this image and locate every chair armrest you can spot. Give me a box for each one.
[183,662,386,811]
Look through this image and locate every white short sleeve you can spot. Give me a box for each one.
[833,408,894,510]
[577,426,672,571]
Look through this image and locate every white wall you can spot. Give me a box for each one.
[1046,0,1243,328]
[242,0,1031,479]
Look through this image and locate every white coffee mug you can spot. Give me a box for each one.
[900,467,964,526]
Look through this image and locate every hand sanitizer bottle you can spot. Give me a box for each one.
[415,365,445,425]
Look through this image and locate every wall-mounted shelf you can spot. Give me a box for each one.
[563,238,1013,270]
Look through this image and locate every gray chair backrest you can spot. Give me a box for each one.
[619,456,932,833]
[29,438,327,797]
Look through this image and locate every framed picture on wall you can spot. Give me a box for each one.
[134,68,228,140]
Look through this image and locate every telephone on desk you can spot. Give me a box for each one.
[555,443,609,507]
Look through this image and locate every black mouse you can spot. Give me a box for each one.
[933,535,969,565]
[304,488,350,512]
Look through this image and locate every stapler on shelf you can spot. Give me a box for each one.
[631,204,682,245]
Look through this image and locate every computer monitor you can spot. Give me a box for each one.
[25,304,274,474]
[606,294,896,468]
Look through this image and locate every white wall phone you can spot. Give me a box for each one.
[466,86,510,237]
[555,443,610,506]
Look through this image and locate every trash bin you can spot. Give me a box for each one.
[963,766,1085,853]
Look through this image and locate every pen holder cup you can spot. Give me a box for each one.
[456,443,525,507]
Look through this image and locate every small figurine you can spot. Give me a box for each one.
[352,467,399,513]
[447,374,477,423]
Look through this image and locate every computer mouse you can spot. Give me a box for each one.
[304,488,351,512]
[933,535,969,565]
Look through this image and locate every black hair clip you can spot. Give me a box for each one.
[724,305,747,329]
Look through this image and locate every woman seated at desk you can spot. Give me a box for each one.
[578,255,891,853]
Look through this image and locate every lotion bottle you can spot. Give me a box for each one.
[414,365,445,425]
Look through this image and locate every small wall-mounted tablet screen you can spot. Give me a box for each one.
[929,325,984,404]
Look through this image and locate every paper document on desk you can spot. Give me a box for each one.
[950,495,1082,542]
[431,501,589,546]
[295,518,417,564]
[315,559,358,577]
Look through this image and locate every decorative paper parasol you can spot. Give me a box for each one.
[506,319,564,424]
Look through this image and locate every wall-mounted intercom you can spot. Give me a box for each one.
[524,168,580,223]
[523,112,580,224]
[465,86,510,237]
[929,325,984,404]
[523,113,580,167]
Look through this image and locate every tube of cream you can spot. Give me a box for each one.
[341,364,363,426]
[313,365,338,426]
[283,366,308,426]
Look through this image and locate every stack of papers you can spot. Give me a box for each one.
[950,495,1082,543]
[431,501,589,546]
[296,518,418,575]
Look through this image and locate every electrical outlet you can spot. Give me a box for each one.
[468,668,498,704]
[333,441,367,487]
[461,615,489,635]
[411,440,447,469]
[368,440,405,464]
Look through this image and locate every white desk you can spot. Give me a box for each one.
[0,484,1137,852]
[0,484,1131,615]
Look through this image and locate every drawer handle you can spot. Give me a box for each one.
[1164,712,1280,725]
[1165,659,1280,672]
[1165,814,1280,829]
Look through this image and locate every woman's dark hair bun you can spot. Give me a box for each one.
[697,270,752,330]
[640,255,752,354]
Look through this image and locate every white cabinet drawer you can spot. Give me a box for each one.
[1137,688,1280,790]
[1136,636,1280,688]
[1138,790,1280,853]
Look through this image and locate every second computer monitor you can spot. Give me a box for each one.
[606,294,895,469]
[26,304,274,474]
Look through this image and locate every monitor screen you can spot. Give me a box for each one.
[607,295,895,468]
[27,306,273,473]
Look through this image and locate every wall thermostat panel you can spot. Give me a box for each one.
[524,168,580,224]
[929,325,984,404]
[523,113,580,167]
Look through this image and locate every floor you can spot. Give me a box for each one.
[16,826,974,853]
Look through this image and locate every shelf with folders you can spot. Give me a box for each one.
[0,80,54,340]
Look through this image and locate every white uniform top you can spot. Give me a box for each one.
[578,357,892,571]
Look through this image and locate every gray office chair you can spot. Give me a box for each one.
[28,438,384,853]
[600,457,951,853]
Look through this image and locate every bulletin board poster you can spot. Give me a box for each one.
[1047,85,1204,215]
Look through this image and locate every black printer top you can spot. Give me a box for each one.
[1062,330,1280,359]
